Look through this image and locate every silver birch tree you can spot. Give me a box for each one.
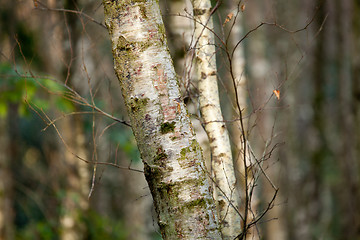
[102,0,220,238]
[191,0,241,239]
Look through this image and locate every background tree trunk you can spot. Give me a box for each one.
[0,117,14,240]
[54,2,90,239]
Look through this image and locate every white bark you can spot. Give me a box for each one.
[103,0,221,238]
[191,0,241,238]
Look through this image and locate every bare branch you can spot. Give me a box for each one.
[34,1,106,29]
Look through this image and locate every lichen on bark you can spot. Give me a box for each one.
[103,0,221,238]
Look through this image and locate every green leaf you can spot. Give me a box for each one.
[31,98,50,111]
[18,102,30,117]
[0,101,8,118]
[41,78,67,92]
[55,97,75,113]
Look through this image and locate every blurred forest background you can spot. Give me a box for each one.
[0,0,359,239]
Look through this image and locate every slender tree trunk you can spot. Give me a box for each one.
[0,2,18,238]
[161,0,193,81]
[103,0,221,238]
[337,0,360,237]
[243,1,285,239]
[36,1,92,239]
[191,1,241,238]
[0,118,14,240]
[39,1,91,238]
[59,116,89,240]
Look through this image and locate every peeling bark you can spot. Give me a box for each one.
[191,0,241,238]
[103,0,221,238]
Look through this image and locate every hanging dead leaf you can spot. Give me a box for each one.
[273,89,280,100]
[223,13,234,26]
[241,4,246,12]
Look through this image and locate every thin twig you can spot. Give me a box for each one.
[34,1,106,29]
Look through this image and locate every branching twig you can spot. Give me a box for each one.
[33,0,106,29]
[25,100,143,173]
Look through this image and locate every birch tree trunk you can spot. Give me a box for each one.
[103,0,220,238]
[191,0,241,238]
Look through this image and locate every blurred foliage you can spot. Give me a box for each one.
[109,125,141,163]
[14,210,129,240]
[0,61,138,238]
[16,221,56,240]
[0,63,75,117]
[84,210,128,240]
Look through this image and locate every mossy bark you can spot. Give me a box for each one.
[103,0,221,238]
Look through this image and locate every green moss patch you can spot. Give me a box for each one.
[129,97,149,112]
[160,121,176,134]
